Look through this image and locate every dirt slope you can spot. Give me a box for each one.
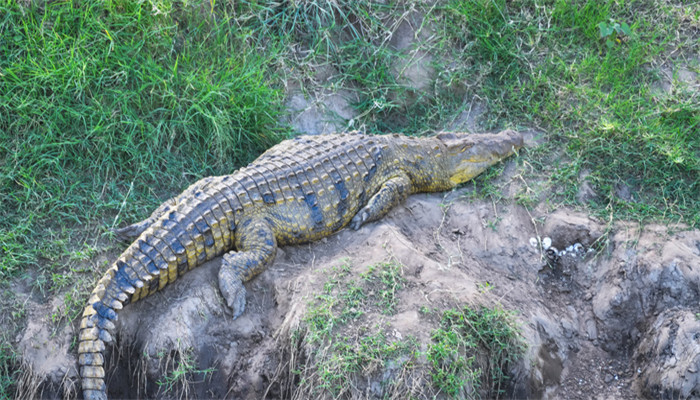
[18,176,700,398]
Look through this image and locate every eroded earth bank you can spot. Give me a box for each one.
[17,173,700,399]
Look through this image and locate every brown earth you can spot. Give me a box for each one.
[17,171,700,398]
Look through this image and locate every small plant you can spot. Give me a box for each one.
[477,281,494,293]
[428,323,480,398]
[0,341,18,398]
[485,217,502,232]
[362,261,405,315]
[156,349,215,398]
[598,19,631,48]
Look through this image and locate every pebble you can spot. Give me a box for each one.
[604,374,613,383]
[529,237,538,247]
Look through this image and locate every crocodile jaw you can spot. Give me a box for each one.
[439,130,524,186]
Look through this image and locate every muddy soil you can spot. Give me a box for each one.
[17,180,700,399]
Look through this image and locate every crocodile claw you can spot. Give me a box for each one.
[218,267,247,319]
[112,223,147,242]
[350,209,370,230]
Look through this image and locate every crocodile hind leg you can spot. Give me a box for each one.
[113,200,176,241]
[218,217,277,319]
[114,177,216,240]
[350,173,411,230]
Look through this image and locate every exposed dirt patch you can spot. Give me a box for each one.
[284,89,358,135]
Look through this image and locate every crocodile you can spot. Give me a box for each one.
[78,129,523,399]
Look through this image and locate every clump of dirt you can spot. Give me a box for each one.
[16,185,700,399]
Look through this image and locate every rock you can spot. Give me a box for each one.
[542,211,603,249]
[634,309,700,398]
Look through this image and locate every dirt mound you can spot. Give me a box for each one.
[17,189,700,399]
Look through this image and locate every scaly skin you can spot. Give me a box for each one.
[78,130,523,399]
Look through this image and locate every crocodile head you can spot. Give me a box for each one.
[437,129,524,186]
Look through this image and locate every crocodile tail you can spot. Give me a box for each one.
[78,263,123,399]
[77,183,237,398]
[77,249,155,400]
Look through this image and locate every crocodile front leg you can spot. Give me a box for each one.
[350,172,411,230]
[218,217,277,318]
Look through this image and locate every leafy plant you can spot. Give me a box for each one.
[598,19,632,48]
[156,349,215,397]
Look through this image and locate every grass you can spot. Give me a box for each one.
[433,0,699,224]
[0,0,285,278]
[292,261,417,398]
[292,262,417,398]
[428,305,526,399]
[303,261,404,346]
[0,342,18,400]
[155,347,215,399]
[285,260,524,399]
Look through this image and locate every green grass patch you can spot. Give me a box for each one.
[428,305,526,399]
[244,0,439,134]
[361,260,405,315]
[0,1,285,283]
[303,260,404,347]
[435,0,698,225]
[292,260,416,398]
[286,260,525,398]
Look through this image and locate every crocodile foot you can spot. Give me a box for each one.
[218,258,247,319]
[112,222,148,242]
[350,209,370,230]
